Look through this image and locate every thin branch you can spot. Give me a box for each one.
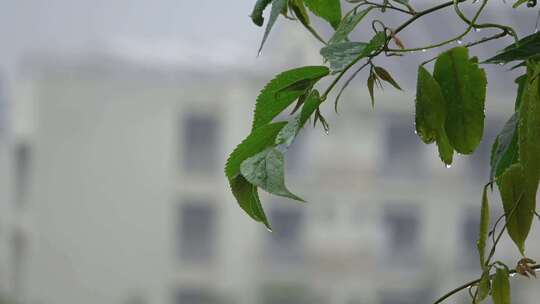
[433,265,540,304]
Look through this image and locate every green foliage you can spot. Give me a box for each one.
[321,42,368,72]
[250,0,273,26]
[258,0,288,54]
[329,7,372,44]
[492,267,511,304]
[477,185,490,268]
[499,164,530,254]
[485,32,540,64]
[415,66,453,165]
[433,47,487,155]
[232,2,540,302]
[241,147,305,201]
[252,66,329,131]
[304,0,342,29]
[490,113,519,182]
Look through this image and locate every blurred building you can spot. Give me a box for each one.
[3,23,540,304]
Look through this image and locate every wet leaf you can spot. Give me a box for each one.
[241,147,305,202]
[320,42,367,72]
[498,164,533,254]
[252,66,329,131]
[415,65,454,165]
[230,176,271,229]
[485,31,540,64]
[434,47,487,154]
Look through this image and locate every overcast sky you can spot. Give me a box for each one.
[0,1,537,93]
[0,0,263,71]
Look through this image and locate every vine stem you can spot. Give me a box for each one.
[433,265,540,304]
[321,0,467,100]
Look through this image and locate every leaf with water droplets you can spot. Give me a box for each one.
[415,65,454,165]
[434,47,486,154]
[241,147,305,202]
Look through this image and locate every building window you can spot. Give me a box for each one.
[266,208,304,262]
[178,201,216,262]
[382,115,423,177]
[182,115,218,174]
[260,284,321,304]
[379,289,431,304]
[176,289,218,304]
[14,143,32,208]
[382,204,421,265]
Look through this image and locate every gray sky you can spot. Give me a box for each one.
[0,1,537,94]
[0,0,261,71]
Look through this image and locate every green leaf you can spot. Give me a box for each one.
[258,0,289,54]
[433,47,487,154]
[304,0,342,29]
[240,147,305,201]
[361,32,387,58]
[329,7,373,44]
[415,65,454,165]
[367,73,375,108]
[513,0,529,8]
[476,270,491,303]
[490,113,519,181]
[251,0,273,26]
[374,66,402,90]
[252,66,329,131]
[498,164,532,254]
[276,90,323,147]
[230,176,271,229]
[289,0,310,26]
[484,31,540,64]
[492,267,511,304]
[320,42,367,72]
[508,62,540,254]
[226,122,288,180]
[477,185,490,269]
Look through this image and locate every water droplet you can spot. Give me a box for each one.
[510,273,517,277]
[257,50,263,57]
[421,49,427,53]
[474,28,481,33]
[499,63,505,66]
[414,130,418,134]
[324,130,329,135]
[445,164,452,169]
[457,39,463,45]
